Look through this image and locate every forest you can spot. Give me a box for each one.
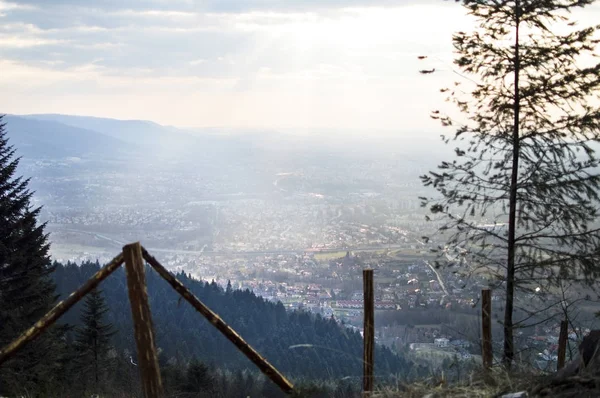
[43,260,427,397]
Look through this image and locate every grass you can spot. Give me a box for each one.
[373,367,534,398]
[311,248,438,262]
[287,362,599,397]
[313,251,349,261]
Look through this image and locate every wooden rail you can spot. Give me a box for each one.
[142,247,294,394]
[0,253,124,365]
[0,244,295,395]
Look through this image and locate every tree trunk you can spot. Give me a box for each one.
[94,337,98,388]
[504,0,521,369]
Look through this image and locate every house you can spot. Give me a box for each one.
[435,338,450,348]
[374,301,396,310]
[450,339,472,349]
[351,291,364,301]
[335,300,363,309]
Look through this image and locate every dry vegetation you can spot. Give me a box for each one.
[371,368,538,398]
[362,365,600,398]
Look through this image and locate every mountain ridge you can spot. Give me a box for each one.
[2,115,136,159]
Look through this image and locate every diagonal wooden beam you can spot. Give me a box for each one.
[141,247,294,394]
[0,253,125,365]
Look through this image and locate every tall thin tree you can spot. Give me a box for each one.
[0,114,66,394]
[420,0,600,367]
[74,287,116,393]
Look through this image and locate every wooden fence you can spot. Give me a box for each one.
[2,254,573,396]
[0,242,294,397]
[480,289,569,372]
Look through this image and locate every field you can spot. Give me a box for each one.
[313,251,348,260]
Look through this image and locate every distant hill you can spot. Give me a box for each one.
[3,115,135,159]
[11,113,266,160]
[2,112,458,194]
[22,113,191,146]
[53,260,423,381]
[11,113,453,160]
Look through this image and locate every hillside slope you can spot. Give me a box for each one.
[52,261,424,381]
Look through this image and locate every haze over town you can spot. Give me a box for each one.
[2,0,600,389]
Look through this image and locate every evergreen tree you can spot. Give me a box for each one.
[420,0,600,367]
[184,357,214,397]
[74,287,116,393]
[161,358,187,397]
[0,115,65,395]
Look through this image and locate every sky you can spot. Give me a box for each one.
[0,0,598,131]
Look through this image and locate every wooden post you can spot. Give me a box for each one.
[557,319,568,370]
[142,248,294,394]
[123,243,163,398]
[0,253,124,365]
[482,289,492,370]
[363,269,374,395]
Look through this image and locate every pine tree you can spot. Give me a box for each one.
[420,0,600,367]
[74,287,116,393]
[184,357,214,396]
[0,115,66,395]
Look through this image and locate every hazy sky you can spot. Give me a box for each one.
[0,0,598,130]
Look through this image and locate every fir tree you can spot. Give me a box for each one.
[74,287,116,393]
[420,0,600,367]
[0,115,66,395]
[184,357,215,396]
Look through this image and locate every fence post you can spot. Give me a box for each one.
[363,269,374,395]
[123,242,163,398]
[482,289,492,370]
[557,319,568,370]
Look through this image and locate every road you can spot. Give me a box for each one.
[424,260,449,296]
[414,237,449,296]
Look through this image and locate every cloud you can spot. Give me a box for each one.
[0,1,36,11]
[0,36,68,48]
[0,59,236,91]
[0,1,35,17]
[0,0,469,129]
[2,0,597,129]
[9,0,438,13]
